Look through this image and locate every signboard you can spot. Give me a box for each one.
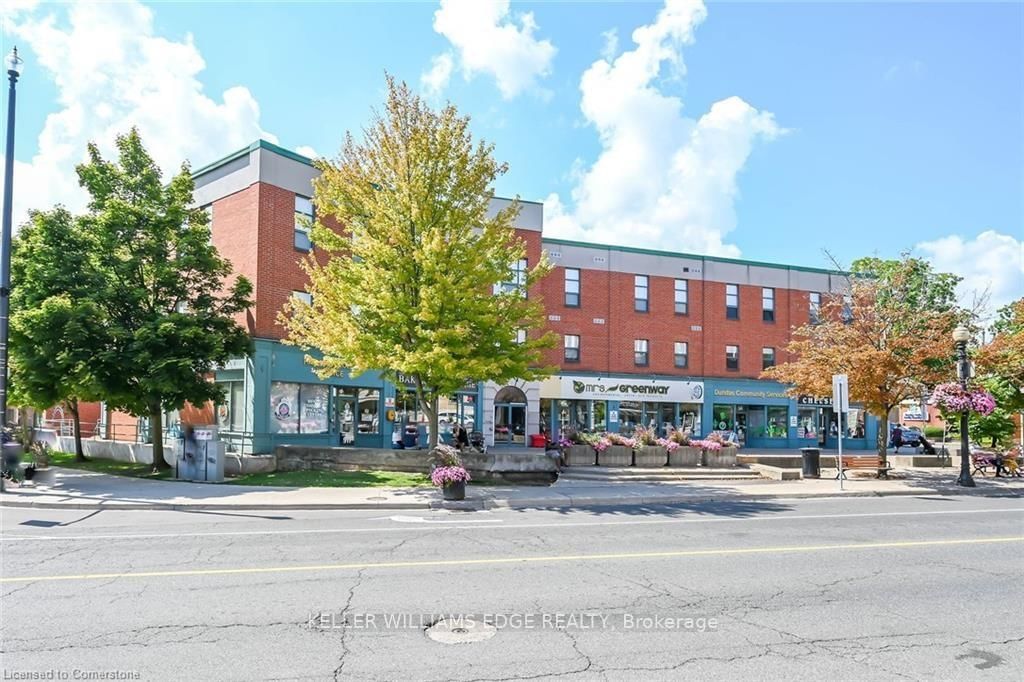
[541,375,704,403]
[797,395,832,406]
[832,374,849,413]
[789,415,798,427]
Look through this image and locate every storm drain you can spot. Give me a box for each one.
[425,617,497,644]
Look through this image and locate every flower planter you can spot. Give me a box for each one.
[633,445,667,467]
[442,481,466,501]
[668,446,701,467]
[703,446,738,468]
[564,444,596,467]
[598,445,633,467]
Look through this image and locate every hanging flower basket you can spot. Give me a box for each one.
[931,383,996,416]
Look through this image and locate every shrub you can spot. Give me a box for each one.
[923,426,945,439]
[633,425,658,447]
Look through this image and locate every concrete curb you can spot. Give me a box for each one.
[2,486,1020,512]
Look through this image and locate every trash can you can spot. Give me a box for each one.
[403,426,419,449]
[800,447,821,479]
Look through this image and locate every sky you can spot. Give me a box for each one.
[1,0,1022,313]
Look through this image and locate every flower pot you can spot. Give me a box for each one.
[598,445,633,467]
[668,446,701,467]
[703,447,738,468]
[634,445,667,467]
[442,481,466,501]
[564,444,596,467]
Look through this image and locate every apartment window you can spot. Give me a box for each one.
[842,294,853,324]
[762,288,775,322]
[294,195,314,251]
[496,258,528,296]
[762,347,775,370]
[292,291,312,306]
[674,341,689,369]
[564,334,580,363]
[564,268,580,307]
[634,339,649,366]
[634,275,649,312]
[726,345,739,371]
[515,329,527,345]
[726,284,739,319]
[809,292,821,324]
[674,279,688,315]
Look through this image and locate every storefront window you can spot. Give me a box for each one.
[216,380,246,432]
[766,406,788,438]
[301,384,329,434]
[593,401,607,432]
[798,408,817,438]
[679,405,701,436]
[540,400,553,439]
[558,399,590,434]
[713,404,734,431]
[270,382,301,434]
[619,401,641,434]
[846,408,865,438]
[357,389,380,435]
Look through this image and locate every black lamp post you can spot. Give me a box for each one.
[952,324,975,487]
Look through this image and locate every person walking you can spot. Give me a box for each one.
[892,423,904,453]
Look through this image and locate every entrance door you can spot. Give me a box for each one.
[493,385,529,446]
[337,397,356,445]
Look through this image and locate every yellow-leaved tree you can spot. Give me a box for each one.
[280,77,556,448]
[763,256,962,462]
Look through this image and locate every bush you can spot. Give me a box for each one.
[923,426,945,439]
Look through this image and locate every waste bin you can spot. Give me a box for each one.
[800,447,821,479]
[403,426,419,449]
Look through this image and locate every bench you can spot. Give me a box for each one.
[836,456,893,480]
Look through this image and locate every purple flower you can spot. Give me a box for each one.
[431,466,471,487]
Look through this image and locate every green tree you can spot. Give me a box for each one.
[9,208,107,460]
[968,377,1017,448]
[76,129,253,469]
[280,78,555,448]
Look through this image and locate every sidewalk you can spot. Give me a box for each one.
[1,466,1021,511]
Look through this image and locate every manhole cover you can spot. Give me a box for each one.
[425,617,497,644]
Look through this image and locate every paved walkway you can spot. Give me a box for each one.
[1,466,1021,511]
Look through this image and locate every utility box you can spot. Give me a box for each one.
[176,425,225,482]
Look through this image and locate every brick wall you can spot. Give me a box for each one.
[210,184,261,335]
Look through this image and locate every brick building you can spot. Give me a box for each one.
[106,140,881,453]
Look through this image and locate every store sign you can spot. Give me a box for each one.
[797,395,832,406]
[714,388,791,400]
[543,375,705,403]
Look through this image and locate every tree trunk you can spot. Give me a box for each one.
[150,407,169,470]
[67,399,87,461]
[876,408,889,465]
[418,395,440,450]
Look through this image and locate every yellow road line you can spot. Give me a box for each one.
[4,536,1021,584]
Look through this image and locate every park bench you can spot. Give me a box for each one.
[836,455,893,480]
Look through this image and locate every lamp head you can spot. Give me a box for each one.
[952,325,970,344]
[6,47,23,77]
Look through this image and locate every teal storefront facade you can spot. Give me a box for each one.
[213,340,484,454]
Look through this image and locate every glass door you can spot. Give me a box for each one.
[336,395,356,445]
[494,403,527,445]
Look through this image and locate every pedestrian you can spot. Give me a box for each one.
[892,423,903,453]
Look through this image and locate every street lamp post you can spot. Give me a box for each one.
[952,324,975,487]
[0,47,21,490]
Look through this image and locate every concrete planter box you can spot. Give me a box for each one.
[668,446,701,467]
[564,444,596,467]
[703,446,738,468]
[634,445,667,467]
[598,445,633,467]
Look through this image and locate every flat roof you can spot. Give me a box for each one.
[193,141,844,276]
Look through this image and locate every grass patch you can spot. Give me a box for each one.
[225,469,430,488]
[46,450,174,480]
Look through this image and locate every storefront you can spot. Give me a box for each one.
[539,374,705,442]
[704,378,877,450]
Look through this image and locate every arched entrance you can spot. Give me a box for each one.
[494,385,528,446]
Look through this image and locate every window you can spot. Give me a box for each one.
[726,345,739,371]
[564,268,580,307]
[270,382,329,434]
[674,279,688,315]
[564,334,580,363]
[216,380,245,432]
[809,292,821,324]
[496,258,528,296]
[357,389,380,435]
[674,341,688,369]
[294,195,314,251]
[726,284,739,319]
[634,339,649,366]
[515,329,527,345]
[762,347,775,370]
[842,294,853,324]
[766,406,788,438]
[292,290,312,306]
[762,288,775,322]
[634,275,649,312]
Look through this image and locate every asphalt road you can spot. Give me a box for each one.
[2,494,1022,681]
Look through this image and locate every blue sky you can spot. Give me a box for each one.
[2,1,1022,309]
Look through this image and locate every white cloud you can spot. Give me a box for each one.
[426,0,556,99]
[600,28,618,61]
[545,0,783,257]
[915,230,1024,315]
[295,145,319,160]
[0,1,276,228]
[421,52,454,98]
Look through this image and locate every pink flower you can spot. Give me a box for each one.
[431,466,471,487]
